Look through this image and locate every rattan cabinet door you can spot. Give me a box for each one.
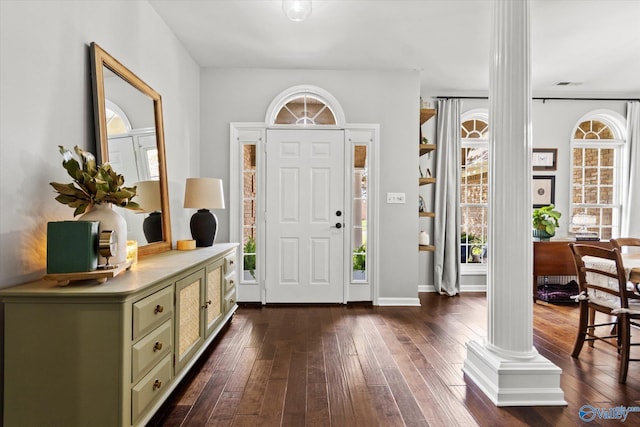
[204,258,224,337]
[175,269,205,373]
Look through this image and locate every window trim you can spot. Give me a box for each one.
[460,109,489,274]
[265,85,346,126]
[570,110,627,240]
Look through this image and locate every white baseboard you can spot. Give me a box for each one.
[377,297,421,306]
[418,284,487,293]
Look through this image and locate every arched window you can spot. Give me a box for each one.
[571,111,626,239]
[460,109,489,266]
[274,94,337,125]
[265,85,345,126]
[105,99,132,136]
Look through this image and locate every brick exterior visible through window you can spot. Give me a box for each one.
[571,118,621,239]
[460,118,489,265]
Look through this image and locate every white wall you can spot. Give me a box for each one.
[201,68,421,299]
[417,96,628,291]
[0,0,201,288]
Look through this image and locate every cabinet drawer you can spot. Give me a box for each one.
[132,354,172,425]
[224,288,237,313]
[224,274,236,294]
[133,286,173,340]
[224,252,236,275]
[132,320,172,383]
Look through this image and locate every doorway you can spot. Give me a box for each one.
[229,86,378,304]
[265,129,345,303]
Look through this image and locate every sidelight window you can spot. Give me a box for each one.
[352,145,368,281]
[242,144,258,282]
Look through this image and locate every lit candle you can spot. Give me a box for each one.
[126,240,138,265]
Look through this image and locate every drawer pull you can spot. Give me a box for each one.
[229,259,234,265]
[153,341,163,352]
[153,379,162,391]
[202,299,212,309]
[229,280,234,286]
[154,304,164,315]
[230,298,235,305]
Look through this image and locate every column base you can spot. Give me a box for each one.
[463,340,566,406]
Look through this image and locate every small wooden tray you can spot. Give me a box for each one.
[44,261,132,286]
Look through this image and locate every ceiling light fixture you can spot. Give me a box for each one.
[283,0,312,22]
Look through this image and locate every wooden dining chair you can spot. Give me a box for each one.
[569,243,640,383]
[612,237,640,295]
[611,237,640,253]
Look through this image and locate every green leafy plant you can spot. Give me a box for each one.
[532,204,562,235]
[50,145,140,216]
[243,236,257,279]
[353,243,366,271]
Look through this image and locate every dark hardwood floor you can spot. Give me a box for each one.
[148,293,640,426]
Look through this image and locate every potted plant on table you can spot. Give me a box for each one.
[50,145,140,216]
[532,204,561,241]
[50,145,140,264]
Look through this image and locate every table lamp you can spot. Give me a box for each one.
[135,180,163,243]
[184,178,225,247]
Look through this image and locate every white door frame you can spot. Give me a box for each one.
[230,123,379,305]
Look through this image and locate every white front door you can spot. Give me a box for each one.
[265,129,345,303]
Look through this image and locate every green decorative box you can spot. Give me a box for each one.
[46,221,99,273]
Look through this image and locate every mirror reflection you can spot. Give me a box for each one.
[90,42,172,257]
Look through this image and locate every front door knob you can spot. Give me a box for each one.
[336,210,342,217]
[335,223,342,229]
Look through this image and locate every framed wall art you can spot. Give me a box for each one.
[532,148,557,171]
[532,175,555,208]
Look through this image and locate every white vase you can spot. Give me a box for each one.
[79,203,127,265]
[419,230,430,246]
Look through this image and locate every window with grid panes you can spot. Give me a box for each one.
[571,118,623,240]
[242,144,258,281]
[460,116,489,266]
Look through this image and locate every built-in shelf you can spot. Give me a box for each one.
[419,108,437,253]
[420,108,437,125]
[419,177,436,186]
[419,143,436,156]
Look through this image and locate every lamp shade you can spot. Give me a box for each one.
[135,180,162,213]
[184,178,225,247]
[183,178,225,210]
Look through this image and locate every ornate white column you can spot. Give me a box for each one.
[462,0,566,406]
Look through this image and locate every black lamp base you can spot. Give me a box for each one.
[143,211,163,243]
[190,209,218,247]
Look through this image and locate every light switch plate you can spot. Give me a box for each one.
[386,192,406,203]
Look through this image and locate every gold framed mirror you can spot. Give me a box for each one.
[90,42,172,257]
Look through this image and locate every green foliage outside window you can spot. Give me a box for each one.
[243,236,256,279]
[353,243,366,271]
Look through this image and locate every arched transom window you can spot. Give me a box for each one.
[274,94,337,125]
[105,99,132,136]
[266,85,345,126]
